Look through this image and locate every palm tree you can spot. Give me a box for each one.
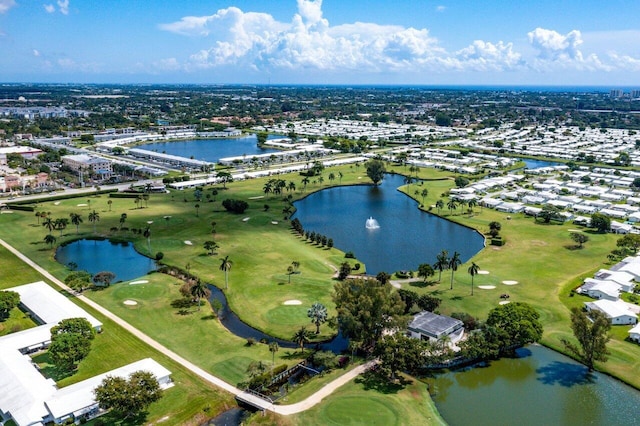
[219,255,232,290]
[119,213,127,230]
[292,326,312,352]
[307,302,328,334]
[449,251,462,290]
[69,213,83,234]
[328,172,335,184]
[435,199,444,214]
[42,216,55,235]
[467,199,478,214]
[35,211,42,225]
[447,199,458,214]
[143,226,151,255]
[288,181,296,192]
[338,171,343,184]
[268,341,279,371]
[142,193,150,208]
[190,280,208,311]
[195,203,200,217]
[301,176,310,191]
[421,188,429,206]
[54,217,69,237]
[468,262,479,296]
[434,250,449,282]
[88,210,99,233]
[107,199,113,211]
[44,233,57,248]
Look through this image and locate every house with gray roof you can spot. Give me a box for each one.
[407,311,464,342]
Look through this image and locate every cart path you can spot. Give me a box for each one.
[0,238,374,415]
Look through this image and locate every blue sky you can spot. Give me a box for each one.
[1,0,639,85]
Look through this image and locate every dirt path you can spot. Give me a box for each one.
[0,238,374,415]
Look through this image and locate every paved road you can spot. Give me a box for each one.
[0,238,373,415]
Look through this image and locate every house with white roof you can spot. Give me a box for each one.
[629,323,640,343]
[579,279,622,301]
[0,282,171,426]
[408,311,464,343]
[585,299,638,325]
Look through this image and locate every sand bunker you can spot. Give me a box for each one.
[77,203,88,206]
[271,221,278,225]
[499,301,511,305]
[502,280,519,285]
[54,202,60,205]
[478,285,496,290]
[477,270,490,275]
[129,280,148,285]
[242,217,250,222]
[283,300,302,305]
[248,196,265,200]
[184,240,193,245]
[568,229,583,232]
[0,211,13,214]
[123,300,138,306]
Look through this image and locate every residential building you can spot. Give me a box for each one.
[407,311,464,342]
[584,299,638,325]
[62,154,113,180]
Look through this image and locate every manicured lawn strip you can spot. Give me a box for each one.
[84,272,307,385]
[287,373,446,426]
[0,243,233,425]
[0,306,38,336]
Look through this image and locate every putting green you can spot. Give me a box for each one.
[264,305,308,326]
[319,396,398,425]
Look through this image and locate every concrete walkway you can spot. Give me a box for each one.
[0,238,373,415]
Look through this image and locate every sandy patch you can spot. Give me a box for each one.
[271,221,278,225]
[184,240,193,245]
[129,280,148,285]
[248,196,265,200]
[77,203,88,207]
[502,280,519,285]
[530,240,547,246]
[0,211,13,214]
[123,300,138,306]
[242,217,250,222]
[357,176,362,179]
[499,301,511,305]
[283,300,302,305]
[54,202,61,205]
[478,285,496,290]
[568,229,583,232]
[477,270,490,275]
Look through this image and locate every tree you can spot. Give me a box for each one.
[397,289,419,314]
[570,232,589,248]
[454,176,470,188]
[292,326,313,352]
[119,213,127,230]
[54,217,69,237]
[486,302,543,354]
[88,210,100,233]
[365,159,386,185]
[488,221,502,235]
[69,213,83,234]
[43,216,55,235]
[562,307,611,372]
[307,302,328,334]
[204,240,219,256]
[376,271,391,285]
[49,317,95,371]
[448,251,462,290]
[468,262,479,295]
[190,280,209,311]
[144,226,152,255]
[0,290,20,320]
[417,263,434,283]
[107,199,113,211]
[44,233,57,248]
[333,278,407,351]
[375,334,428,380]
[447,199,458,214]
[434,250,449,282]
[93,271,116,287]
[338,261,352,280]
[538,204,562,223]
[416,294,441,312]
[420,188,429,205]
[617,234,640,254]
[194,203,200,217]
[222,199,249,214]
[591,212,611,233]
[65,270,92,293]
[94,370,162,419]
[219,255,232,290]
[268,341,279,370]
[217,171,233,188]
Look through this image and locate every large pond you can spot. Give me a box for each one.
[429,345,640,426]
[136,134,281,163]
[521,158,564,169]
[55,239,156,282]
[293,174,485,275]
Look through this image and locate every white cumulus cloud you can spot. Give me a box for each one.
[0,0,15,14]
[527,27,611,71]
[44,4,55,13]
[57,0,69,15]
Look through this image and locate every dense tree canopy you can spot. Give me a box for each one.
[49,317,96,371]
[365,159,386,185]
[0,290,20,320]
[94,370,162,419]
[333,278,407,351]
[485,302,543,354]
[590,212,611,233]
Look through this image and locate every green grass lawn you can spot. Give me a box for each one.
[284,372,446,426]
[0,242,234,425]
[0,306,37,336]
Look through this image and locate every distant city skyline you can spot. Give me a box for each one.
[1,0,639,85]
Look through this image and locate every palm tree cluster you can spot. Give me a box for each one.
[262,178,288,196]
[303,231,333,249]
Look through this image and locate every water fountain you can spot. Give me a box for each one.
[365,216,380,229]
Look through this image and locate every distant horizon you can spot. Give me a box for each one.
[1,1,640,86]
